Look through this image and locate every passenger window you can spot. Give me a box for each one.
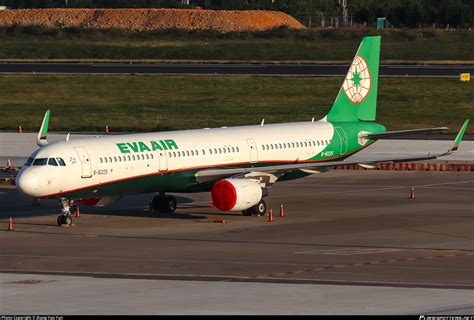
[48,158,58,166]
[232,147,235,153]
[186,151,190,156]
[202,149,205,155]
[227,147,230,153]
[223,148,226,154]
[108,157,112,163]
[146,154,149,160]
[151,154,154,159]
[104,158,108,163]
[118,157,122,162]
[99,158,103,164]
[190,150,194,156]
[236,147,239,152]
[114,156,117,162]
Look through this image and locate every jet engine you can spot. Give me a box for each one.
[211,178,262,211]
[78,196,122,207]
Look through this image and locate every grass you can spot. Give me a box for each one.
[0,74,472,134]
[0,26,473,62]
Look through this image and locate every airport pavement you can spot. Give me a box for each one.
[0,132,473,167]
[0,63,472,77]
[0,171,473,314]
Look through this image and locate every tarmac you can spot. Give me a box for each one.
[0,170,473,314]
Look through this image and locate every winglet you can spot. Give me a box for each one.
[36,110,50,147]
[450,119,470,152]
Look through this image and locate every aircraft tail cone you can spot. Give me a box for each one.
[410,187,416,199]
[7,217,14,231]
[6,159,11,168]
[279,204,285,217]
[268,208,274,222]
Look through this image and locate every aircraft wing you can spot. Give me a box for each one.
[195,119,469,183]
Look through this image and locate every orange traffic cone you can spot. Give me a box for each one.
[410,187,416,199]
[268,208,274,222]
[279,204,285,217]
[18,126,23,134]
[105,125,109,134]
[7,217,14,231]
[6,159,12,168]
[75,206,81,218]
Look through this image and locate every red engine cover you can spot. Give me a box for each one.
[211,179,237,211]
[78,198,101,206]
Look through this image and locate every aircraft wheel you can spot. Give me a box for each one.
[57,215,72,226]
[242,199,266,216]
[152,195,177,213]
[161,195,177,213]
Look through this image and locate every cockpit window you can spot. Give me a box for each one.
[33,158,48,166]
[24,157,34,167]
[48,158,58,166]
[56,158,66,166]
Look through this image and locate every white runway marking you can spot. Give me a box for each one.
[295,248,401,256]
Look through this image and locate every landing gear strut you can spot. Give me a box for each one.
[151,194,177,213]
[242,199,266,216]
[57,198,73,226]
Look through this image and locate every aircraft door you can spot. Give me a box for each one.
[335,127,348,155]
[158,150,168,172]
[247,138,258,163]
[74,146,92,178]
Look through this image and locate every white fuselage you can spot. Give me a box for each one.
[16,121,334,199]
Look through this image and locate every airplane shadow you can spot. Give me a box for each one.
[0,187,227,221]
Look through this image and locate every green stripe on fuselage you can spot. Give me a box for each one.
[308,121,385,161]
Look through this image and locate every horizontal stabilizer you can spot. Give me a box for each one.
[361,127,448,140]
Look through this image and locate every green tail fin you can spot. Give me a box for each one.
[327,36,381,122]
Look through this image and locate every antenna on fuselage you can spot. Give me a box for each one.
[261,118,265,126]
[36,110,50,147]
[66,132,70,142]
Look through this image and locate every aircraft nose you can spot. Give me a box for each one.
[16,170,41,197]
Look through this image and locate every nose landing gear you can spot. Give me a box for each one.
[57,198,74,226]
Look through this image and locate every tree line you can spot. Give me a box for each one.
[2,0,472,28]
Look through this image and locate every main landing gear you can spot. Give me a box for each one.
[242,199,267,217]
[151,193,177,213]
[57,198,74,226]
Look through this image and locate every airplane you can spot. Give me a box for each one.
[15,36,470,226]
